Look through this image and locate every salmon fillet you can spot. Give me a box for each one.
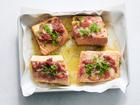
[78,51,121,83]
[31,55,69,85]
[72,16,108,46]
[31,17,69,55]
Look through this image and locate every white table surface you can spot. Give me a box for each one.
[0,0,139,105]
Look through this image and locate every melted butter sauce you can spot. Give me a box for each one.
[31,16,119,85]
[32,35,41,55]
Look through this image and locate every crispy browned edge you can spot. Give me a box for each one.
[31,17,69,55]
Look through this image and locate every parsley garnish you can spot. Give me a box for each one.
[78,28,90,36]
[43,24,59,45]
[51,32,58,40]
[97,61,110,76]
[85,64,95,76]
[85,57,110,76]
[89,23,101,33]
[78,23,101,36]
[44,24,52,34]
[42,64,58,76]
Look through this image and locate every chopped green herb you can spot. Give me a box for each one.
[78,28,90,36]
[101,62,109,75]
[89,23,101,33]
[44,24,52,34]
[50,65,57,70]
[51,32,58,40]
[43,24,59,45]
[95,60,110,76]
[102,61,110,70]
[42,64,58,76]
[85,57,110,76]
[85,64,95,76]
[50,32,58,46]
[78,23,101,36]
[42,65,50,73]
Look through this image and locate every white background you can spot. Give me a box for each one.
[0,0,139,105]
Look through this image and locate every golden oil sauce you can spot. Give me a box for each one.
[32,33,41,55]
[31,16,120,85]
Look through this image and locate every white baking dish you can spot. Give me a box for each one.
[18,4,129,97]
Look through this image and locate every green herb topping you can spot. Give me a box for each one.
[78,28,90,36]
[78,23,101,36]
[44,24,52,34]
[85,64,95,76]
[43,24,59,45]
[42,64,58,76]
[51,31,58,40]
[89,23,101,33]
[85,57,110,76]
